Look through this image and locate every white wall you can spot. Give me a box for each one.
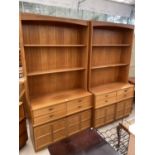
[20,0,133,17]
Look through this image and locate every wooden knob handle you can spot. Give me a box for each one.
[49,108,53,111]
[49,115,53,118]
[78,105,81,108]
[78,99,82,102]
[105,100,108,102]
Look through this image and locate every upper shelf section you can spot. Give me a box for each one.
[20,13,88,26]
[27,67,85,76]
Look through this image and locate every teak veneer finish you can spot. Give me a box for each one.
[88,21,134,128]
[20,13,91,151]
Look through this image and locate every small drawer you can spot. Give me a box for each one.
[52,118,66,133]
[81,119,91,130]
[117,87,134,101]
[19,103,25,121]
[34,123,51,139]
[96,92,116,101]
[67,96,92,115]
[95,108,106,119]
[33,106,66,125]
[117,87,134,95]
[33,103,66,117]
[67,114,80,126]
[53,128,66,142]
[67,124,80,136]
[35,134,52,150]
[81,110,91,121]
[95,96,116,108]
[95,117,105,128]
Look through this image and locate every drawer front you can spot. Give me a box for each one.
[81,110,91,121]
[19,104,25,121]
[95,117,105,128]
[53,128,66,142]
[105,105,115,124]
[33,103,66,117]
[115,101,125,119]
[67,114,80,126]
[35,134,52,150]
[19,119,27,136]
[67,96,92,115]
[95,96,116,108]
[52,118,66,132]
[81,119,91,130]
[34,123,51,139]
[33,105,66,125]
[124,99,133,116]
[117,87,134,101]
[96,92,116,101]
[67,123,80,136]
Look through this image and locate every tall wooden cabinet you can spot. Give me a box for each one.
[88,21,134,128]
[20,13,92,151]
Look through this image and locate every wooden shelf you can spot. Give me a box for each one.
[92,44,130,47]
[27,67,85,76]
[24,44,86,47]
[90,82,133,95]
[92,63,128,69]
[31,89,91,110]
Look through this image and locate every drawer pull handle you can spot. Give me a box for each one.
[78,100,82,102]
[49,108,53,111]
[124,89,128,92]
[78,105,81,108]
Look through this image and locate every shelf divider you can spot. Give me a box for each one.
[24,44,86,47]
[92,44,130,47]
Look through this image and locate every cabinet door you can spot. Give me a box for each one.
[81,110,91,130]
[105,104,115,124]
[116,101,125,119]
[52,118,67,142]
[67,114,80,136]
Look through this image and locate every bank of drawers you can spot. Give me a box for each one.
[95,86,134,109]
[33,110,92,150]
[33,96,92,126]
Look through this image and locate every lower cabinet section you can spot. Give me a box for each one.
[33,109,92,151]
[94,98,133,128]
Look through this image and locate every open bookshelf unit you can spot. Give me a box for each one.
[20,13,92,151]
[88,21,134,128]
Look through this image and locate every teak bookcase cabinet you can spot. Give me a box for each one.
[20,13,92,151]
[88,21,134,128]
